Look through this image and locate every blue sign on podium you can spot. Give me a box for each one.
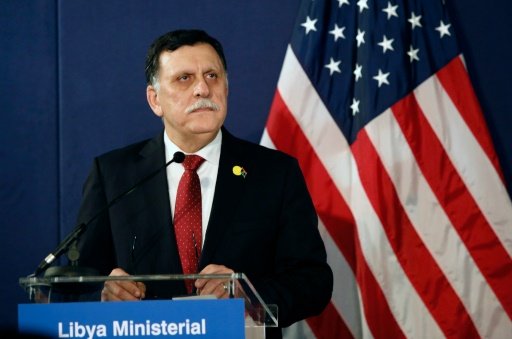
[19,299,244,338]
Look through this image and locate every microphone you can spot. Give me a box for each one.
[32,151,186,277]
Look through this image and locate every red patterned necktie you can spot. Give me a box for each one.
[174,154,205,293]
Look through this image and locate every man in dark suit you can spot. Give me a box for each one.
[76,29,332,336]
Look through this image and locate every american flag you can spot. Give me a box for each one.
[261,0,512,338]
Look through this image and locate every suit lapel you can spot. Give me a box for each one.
[131,131,181,272]
[199,129,249,268]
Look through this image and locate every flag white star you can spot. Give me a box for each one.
[373,69,390,87]
[325,58,341,75]
[435,20,451,38]
[408,12,422,30]
[350,98,360,115]
[378,35,394,53]
[356,29,366,47]
[407,45,420,62]
[354,64,363,82]
[382,2,399,20]
[357,0,369,13]
[301,16,318,35]
[329,24,346,42]
[338,0,350,7]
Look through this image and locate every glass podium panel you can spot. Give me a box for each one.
[20,272,278,338]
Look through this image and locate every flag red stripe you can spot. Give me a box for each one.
[266,91,356,270]
[267,90,406,339]
[306,302,354,339]
[393,93,512,318]
[352,128,481,338]
[354,234,406,339]
[436,57,504,181]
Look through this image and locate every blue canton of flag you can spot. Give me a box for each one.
[292,0,459,143]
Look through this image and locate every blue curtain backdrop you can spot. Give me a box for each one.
[1,0,510,329]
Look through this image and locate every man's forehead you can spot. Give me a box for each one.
[158,44,223,70]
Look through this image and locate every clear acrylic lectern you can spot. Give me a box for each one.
[19,273,277,338]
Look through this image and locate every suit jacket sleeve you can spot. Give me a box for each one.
[252,157,333,327]
[75,156,117,275]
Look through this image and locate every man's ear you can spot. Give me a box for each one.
[146,85,163,117]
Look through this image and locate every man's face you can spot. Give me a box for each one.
[147,43,228,147]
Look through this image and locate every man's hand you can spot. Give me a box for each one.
[101,268,146,301]
[195,264,234,299]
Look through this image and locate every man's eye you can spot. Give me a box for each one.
[178,75,189,81]
[206,73,218,79]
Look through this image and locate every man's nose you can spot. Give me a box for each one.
[193,78,210,97]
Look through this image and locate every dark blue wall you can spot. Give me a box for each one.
[1,0,510,329]
[1,0,59,327]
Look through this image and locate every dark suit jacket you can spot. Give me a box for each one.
[76,128,333,334]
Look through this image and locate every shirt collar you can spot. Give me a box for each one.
[163,129,222,166]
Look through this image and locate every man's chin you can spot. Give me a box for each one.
[189,128,221,137]
[187,118,224,135]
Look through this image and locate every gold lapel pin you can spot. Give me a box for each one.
[232,165,247,178]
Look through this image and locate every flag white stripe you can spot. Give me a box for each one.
[318,218,362,338]
[262,129,364,338]
[365,106,512,338]
[260,129,275,150]
[357,287,374,339]
[278,45,444,339]
[276,47,354,172]
[414,67,512,256]
[260,128,364,338]
[283,320,316,339]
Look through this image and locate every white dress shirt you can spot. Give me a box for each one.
[164,130,222,247]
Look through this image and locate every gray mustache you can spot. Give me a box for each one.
[185,99,220,113]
